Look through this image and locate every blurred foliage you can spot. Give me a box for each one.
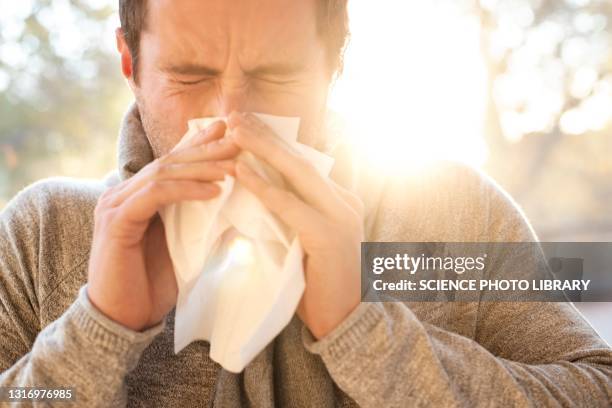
[469,0,612,239]
[0,0,131,207]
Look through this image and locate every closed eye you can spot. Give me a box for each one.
[161,63,220,86]
[252,75,302,86]
[173,77,214,86]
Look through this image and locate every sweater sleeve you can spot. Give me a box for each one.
[0,181,163,407]
[303,163,612,407]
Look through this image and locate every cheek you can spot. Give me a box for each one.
[139,83,200,142]
[137,93,191,157]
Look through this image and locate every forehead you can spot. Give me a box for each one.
[144,0,322,66]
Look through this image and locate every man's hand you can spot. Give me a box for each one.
[87,121,238,331]
[227,112,365,340]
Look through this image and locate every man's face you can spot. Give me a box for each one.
[128,0,332,158]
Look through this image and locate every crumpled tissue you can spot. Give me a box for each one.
[159,113,335,373]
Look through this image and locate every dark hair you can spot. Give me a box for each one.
[119,0,350,82]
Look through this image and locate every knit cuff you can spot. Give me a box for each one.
[66,285,165,371]
[302,301,386,363]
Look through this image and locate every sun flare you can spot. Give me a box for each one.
[328,1,488,170]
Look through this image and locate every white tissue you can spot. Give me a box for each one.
[159,113,335,373]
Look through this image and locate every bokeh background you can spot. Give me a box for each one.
[0,0,610,342]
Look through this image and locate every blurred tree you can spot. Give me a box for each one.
[472,0,612,239]
[0,0,130,207]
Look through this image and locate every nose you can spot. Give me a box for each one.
[212,77,250,117]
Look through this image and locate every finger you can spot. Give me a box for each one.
[168,136,241,163]
[108,160,235,207]
[169,119,239,163]
[108,134,238,208]
[118,180,221,226]
[111,121,233,200]
[228,112,344,218]
[161,160,236,179]
[235,161,325,235]
[172,120,227,151]
[329,180,365,219]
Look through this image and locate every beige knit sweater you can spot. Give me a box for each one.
[0,104,611,407]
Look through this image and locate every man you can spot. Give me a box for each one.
[0,0,610,406]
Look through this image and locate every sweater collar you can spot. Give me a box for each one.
[116,102,155,182]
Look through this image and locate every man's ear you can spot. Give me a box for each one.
[115,27,136,89]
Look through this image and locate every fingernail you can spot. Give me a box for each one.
[217,133,232,144]
[242,112,256,124]
[210,120,224,130]
[202,183,220,194]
